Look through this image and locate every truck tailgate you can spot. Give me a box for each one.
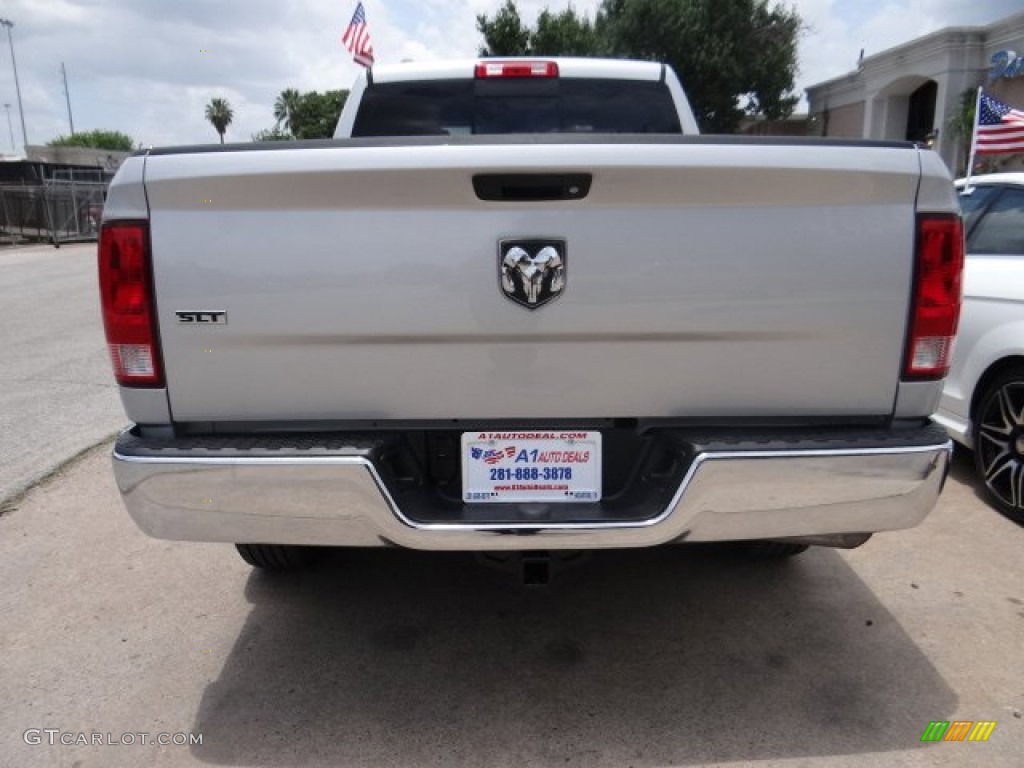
[143,139,921,422]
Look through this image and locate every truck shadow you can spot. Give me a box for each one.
[949,444,983,502]
[190,546,955,766]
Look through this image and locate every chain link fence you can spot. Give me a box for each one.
[1,174,108,246]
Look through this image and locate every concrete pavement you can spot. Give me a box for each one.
[0,444,1021,767]
[0,243,125,505]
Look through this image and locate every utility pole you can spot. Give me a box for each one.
[4,103,13,151]
[61,62,75,135]
[0,18,28,153]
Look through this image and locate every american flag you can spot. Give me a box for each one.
[975,91,1024,155]
[342,3,374,68]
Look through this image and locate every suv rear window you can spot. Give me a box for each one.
[968,186,1024,255]
[352,78,682,136]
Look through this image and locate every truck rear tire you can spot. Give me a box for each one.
[234,543,320,571]
[732,541,810,558]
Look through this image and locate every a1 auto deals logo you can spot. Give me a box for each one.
[921,720,997,742]
[469,446,515,465]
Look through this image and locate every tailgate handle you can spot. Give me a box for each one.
[473,173,592,202]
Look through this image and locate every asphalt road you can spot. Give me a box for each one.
[0,443,1022,768]
[0,243,125,505]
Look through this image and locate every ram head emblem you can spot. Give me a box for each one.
[499,240,566,309]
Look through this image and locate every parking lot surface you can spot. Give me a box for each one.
[0,441,1021,767]
[0,243,124,505]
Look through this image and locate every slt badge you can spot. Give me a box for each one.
[499,239,566,309]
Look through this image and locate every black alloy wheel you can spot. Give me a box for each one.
[973,369,1024,524]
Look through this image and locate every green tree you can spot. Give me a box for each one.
[273,88,303,135]
[945,88,1005,176]
[947,88,976,176]
[204,97,234,144]
[478,1,600,56]
[532,7,602,55]
[252,126,293,142]
[601,0,801,132]
[477,0,532,56]
[288,90,349,139]
[47,130,134,151]
[476,0,802,134]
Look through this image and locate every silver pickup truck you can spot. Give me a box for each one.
[101,58,963,576]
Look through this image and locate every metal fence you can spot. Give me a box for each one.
[0,179,108,246]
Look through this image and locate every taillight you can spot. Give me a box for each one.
[475,60,558,78]
[98,221,164,387]
[903,213,964,380]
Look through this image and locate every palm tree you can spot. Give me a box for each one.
[205,97,234,144]
[273,88,302,137]
[946,89,976,176]
[945,88,1005,177]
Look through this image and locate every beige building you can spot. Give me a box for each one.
[806,11,1024,175]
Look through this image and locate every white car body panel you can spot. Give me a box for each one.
[937,175,1024,448]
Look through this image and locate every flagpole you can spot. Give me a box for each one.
[963,86,983,193]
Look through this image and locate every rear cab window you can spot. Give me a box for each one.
[352,78,683,137]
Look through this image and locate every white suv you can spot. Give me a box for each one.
[936,173,1024,523]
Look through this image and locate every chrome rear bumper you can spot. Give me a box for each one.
[112,425,951,551]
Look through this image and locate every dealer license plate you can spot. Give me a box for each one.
[461,431,602,504]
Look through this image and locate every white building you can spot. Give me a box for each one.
[806,11,1024,174]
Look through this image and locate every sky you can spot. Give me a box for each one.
[0,0,1020,154]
